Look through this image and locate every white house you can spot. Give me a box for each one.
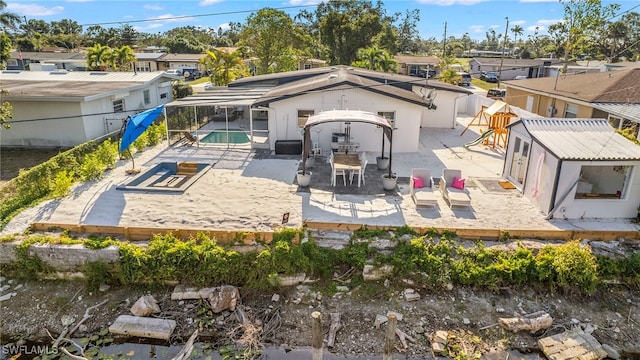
[235,66,473,153]
[0,70,176,147]
[504,118,640,219]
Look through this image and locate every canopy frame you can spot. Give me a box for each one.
[301,110,394,178]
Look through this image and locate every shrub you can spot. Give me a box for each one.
[52,170,74,197]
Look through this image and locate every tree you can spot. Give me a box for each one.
[351,45,396,73]
[314,0,388,65]
[556,0,619,72]
[436,56,461,85]
[239,8,302,74]
[511,25,524,55]
[200,48,247,86]
[0,0,20,31]
[395,9,420,54]
[0,31,10,67]
[111,45,136,71]
[0,31,12,129]
[86,43,113,71]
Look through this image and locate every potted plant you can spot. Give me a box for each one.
[382,172,397,190]
[297,156,312,187]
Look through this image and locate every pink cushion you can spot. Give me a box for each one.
[412,176,424,189]
[452,176,465,190]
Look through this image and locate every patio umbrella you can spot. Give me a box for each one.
[119,105,165,152]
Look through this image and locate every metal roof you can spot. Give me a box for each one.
[519,118,640,161]
[166,87,272,107]
[591,103,640,123]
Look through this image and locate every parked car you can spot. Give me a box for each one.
[514,75,528,80]
[455,72,471,86]
[487,88,506,100]
[481,71,499,83]
[164,69,182,76]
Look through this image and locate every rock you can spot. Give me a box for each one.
[403,289,421,301]
[362,264,394,281]
[432,341,446,354]
[0,293,13,302]
[99,284,110,292]
[130,295,161,317]
[278,273,306,286]
[445,283,453,291]
[582,323,598,334]
[61,315,75,327]
[13,284,23,291]
[109,315,176,340]
[336,286,350,292]
[208,285,240,313]
[0,276,5,283]
[374,314,388,329]
[271,293,280,302]
[496,307,505,313]
[0,284,9,293]
[463,318,471,325]
[601,344,620,359]
[78,324,88,333]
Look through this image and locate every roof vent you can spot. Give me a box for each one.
[328,74,338,79]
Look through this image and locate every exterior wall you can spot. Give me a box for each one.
[2,101,85,147]
[550,160,640,219]
[505,89,594,118]
[267,88,423,153]
[412,87,464,128]
[521,141,560,215]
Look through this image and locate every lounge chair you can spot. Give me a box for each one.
[410,168,437,209]
[439,169,472,209]
[182,131,197,146]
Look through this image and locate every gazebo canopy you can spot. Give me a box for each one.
[302,110,394,176]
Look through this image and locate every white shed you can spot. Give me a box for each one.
[0,70,176,147]
[504,118,640,219]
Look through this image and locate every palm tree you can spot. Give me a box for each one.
[511,25,524,55]
[86,43,113,71]
[353,46,384,70]
[377,51,397,73]
[112,45,136,71]
[0,0,20,31]
[217,49,248,85]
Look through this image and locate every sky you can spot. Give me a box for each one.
[6,0,638,40]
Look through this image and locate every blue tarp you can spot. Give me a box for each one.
[119,105,165,152]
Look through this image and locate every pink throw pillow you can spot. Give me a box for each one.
[452,176,465,190]
[412,176,424,189]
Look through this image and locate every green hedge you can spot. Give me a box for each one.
[2,228,639,295]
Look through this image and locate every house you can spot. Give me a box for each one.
[0,70,176,147]
[157,53,206,74]
[394,55,439,77]
[504,118,640,219]
[7,50,87,71]
[230,65,473,153]
[468,58,551,80]
[297,58,327,70]
[503,68,640,139]
[133,53,165,72]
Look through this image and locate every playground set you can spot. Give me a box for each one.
[461,100,518,149]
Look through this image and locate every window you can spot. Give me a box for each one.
[564,103,578,118]
[113,99,124,113]
[377,111,395,128]
[297,109,314,127]
[574,165,631,199]
[143,90,151,105]
[304,63,312,70]
[160,93,168,99]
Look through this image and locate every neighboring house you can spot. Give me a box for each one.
[7,51,87,71]
[158,53,206,73]
[503,68,640,139]
[0,70,176,147]
[297,58,327,70]
[543,63,602,78]
[504,118,640,219]
[230,65,472,153]
[468,58,551,80]
[394,55,439,77]
[133,53,165,72]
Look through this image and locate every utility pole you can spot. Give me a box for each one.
[497,17,509,88]
[442,22,447,57]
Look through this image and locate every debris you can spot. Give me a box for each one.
[374,314,388,329]
[601,344,620,360]
[53,299,108,348]
[463,318,471,325]
[0,293,13,302]
[327,312,342,348]
[498,310,553,333]
[208,285,240,313]
[278,273,306,286]
[403,288,421,301]
[130,295,161,317]
[362,265,394,281]
[99,284,110,292]
[538,327,607,360]
[109,315,176,340]
[171,285,215,300]
[336,286,350,292]
[430,330,449,355]
[61,315,75,327]
[395,328,416,349]
[171,329,198,360]
[271,293,280,302]
[386,311,403,321]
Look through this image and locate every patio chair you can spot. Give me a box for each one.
[330,160,346,186]
[439,169,472,209]
[350,156,368,186]
[182,131,197,146]
[410,168,437,209]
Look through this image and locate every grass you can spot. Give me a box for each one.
[471,79,499,91]
[188,77,212,85]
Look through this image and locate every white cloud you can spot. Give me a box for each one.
[144,4,164,11]
[468,25,485,33]
[199,0,223,6]
[416,0,486,5]
[511,20,526,26]
[151,13,195,23]
[7,3,64,16]
[535,18,563,27]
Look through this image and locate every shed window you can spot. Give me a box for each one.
[113,99,124,113]
[143,90,151,105]
[574,165,631,200]
[297,109,314,127]
[564,103,578,118]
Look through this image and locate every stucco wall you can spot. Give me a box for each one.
[505,88,594,118]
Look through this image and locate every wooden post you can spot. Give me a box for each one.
[312,311,323,360]
[383,313,397,360]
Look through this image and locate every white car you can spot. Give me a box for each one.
[203,82,214,90]
[514,75,528,80]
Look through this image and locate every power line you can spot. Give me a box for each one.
[80,4,318,27]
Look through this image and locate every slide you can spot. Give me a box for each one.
[464,129,495,148]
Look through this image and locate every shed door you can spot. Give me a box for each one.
[508,136,530,188]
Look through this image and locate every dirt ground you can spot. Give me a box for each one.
[0,148,64,186]
[1,264,639,359]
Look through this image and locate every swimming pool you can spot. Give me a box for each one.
[201,130,250,144]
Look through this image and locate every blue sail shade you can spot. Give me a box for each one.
[119,105,165,152]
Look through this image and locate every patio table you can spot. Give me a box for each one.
[333,153,362,187]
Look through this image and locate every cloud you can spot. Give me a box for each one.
[144,4,164,11]
[511,20,526,26]
[468,25,485,33]
[199,0,223,6]
[7,3,64,16]
[151,13,195,23]
[288,0,322,5]
[416,0,486,5]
